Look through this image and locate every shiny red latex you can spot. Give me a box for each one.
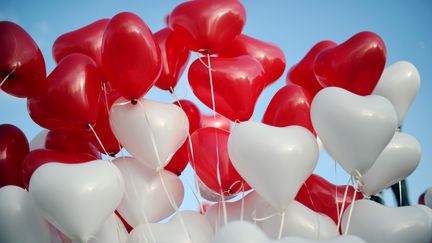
[0,124,29,188]
[287,40,336,97]
[201,113,231,131]
[314,31,386,96]
[21,149,96,189]
[102,12,161,100]
[220,34,286,86]
[295,174,363,223]
[53,19,109,79]
[165,100,202,175]
[45,130,101,159]
[154,28,190,91]
[188,55,265,121]
[262,84,315,135]
[190,127,250,196]
[168,0,246,54]
[27,53,102,133]
[0,21,46,98]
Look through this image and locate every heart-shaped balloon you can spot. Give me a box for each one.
[205,191,273,230]
[191,127,250,196]
[27,53,102,133]
[168,0,246,54]
[154,28,190,91]
[262,84,315,135]
[0,21,46,98]
[314,31,386,96]
[84,90,122,156]
[372,61,420,126]
[262,201,338,240]
[295,174,363,223]
[211,221,364,243]
[188,56,265,121]
[114,157,184,227]
[165,99,202,175]
[110,98,189,169]
[53,19,109,77]
[102,12,161,100]
[287,40,336,97]
[311,87,398,175]
[29,160,124,243]
[361,132,421,195]
[219,34,286,86]
[0,124,29,188]
[128,211,213,243]
[341,199,432,243]
[228,122,319,211]
[0,186,51,243]
[21,149,96,189]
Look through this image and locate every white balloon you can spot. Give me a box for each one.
[311,87,398,175]
[341,199,431,243]
[205,191,273,230]
[361,132,421,195]
[114,156,184,227]
[30,129,49,150]
[0,186,51,243]
[425,187,432,209]
[87,214,128,243]
[211,221,270,243]
[372,61,420,126]
[228,122,318,211]
[196,176,236,202]
[128,211,213,243]
[415,205,432,240]
[29,160,125,243]
[110,98,189,169]
[281,235,365,243]
[262,201,338,240]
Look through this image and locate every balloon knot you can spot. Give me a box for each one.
[131,99,138,105]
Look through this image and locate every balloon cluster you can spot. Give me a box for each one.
[0,1,431,243]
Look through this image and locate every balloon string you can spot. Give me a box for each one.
[169,87,204,213]
[87,123,112,162]
[140,101,192,242]
[240,183,245,222]
[336,177,351,230]
[0,63,19,89]
[216,158,228,225]
[277,211,286,240]
[252,210,280,222]
[303,181,321,239]
[102,83,111,114]
[334,160,340,219]
[344,177,359,235]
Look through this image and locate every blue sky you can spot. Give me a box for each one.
[1,0,431,209]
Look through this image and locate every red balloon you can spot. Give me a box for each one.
[28,53,102,133]
[188,56,265,121]
[21,149,96,189]
[418,191,425,205]
[154,28,190,91]
[0,21,46,98]
[165,99,202,175]
[191,127,250,196]
[168,0,246,54]
[53,19,109,79]
[314,31,386,96]
[201,114,231,131]
[102,12,161,100]
[262,84,315,135]
[0,124,29,187]
[220,34,286,86]
[45,130,101,159]
[295,174,363,224]
[287,40,337,97]
[84,90,122,156]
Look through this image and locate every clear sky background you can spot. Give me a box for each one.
[1,0,431,210]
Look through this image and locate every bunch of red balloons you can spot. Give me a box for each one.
[1,0,431,243]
